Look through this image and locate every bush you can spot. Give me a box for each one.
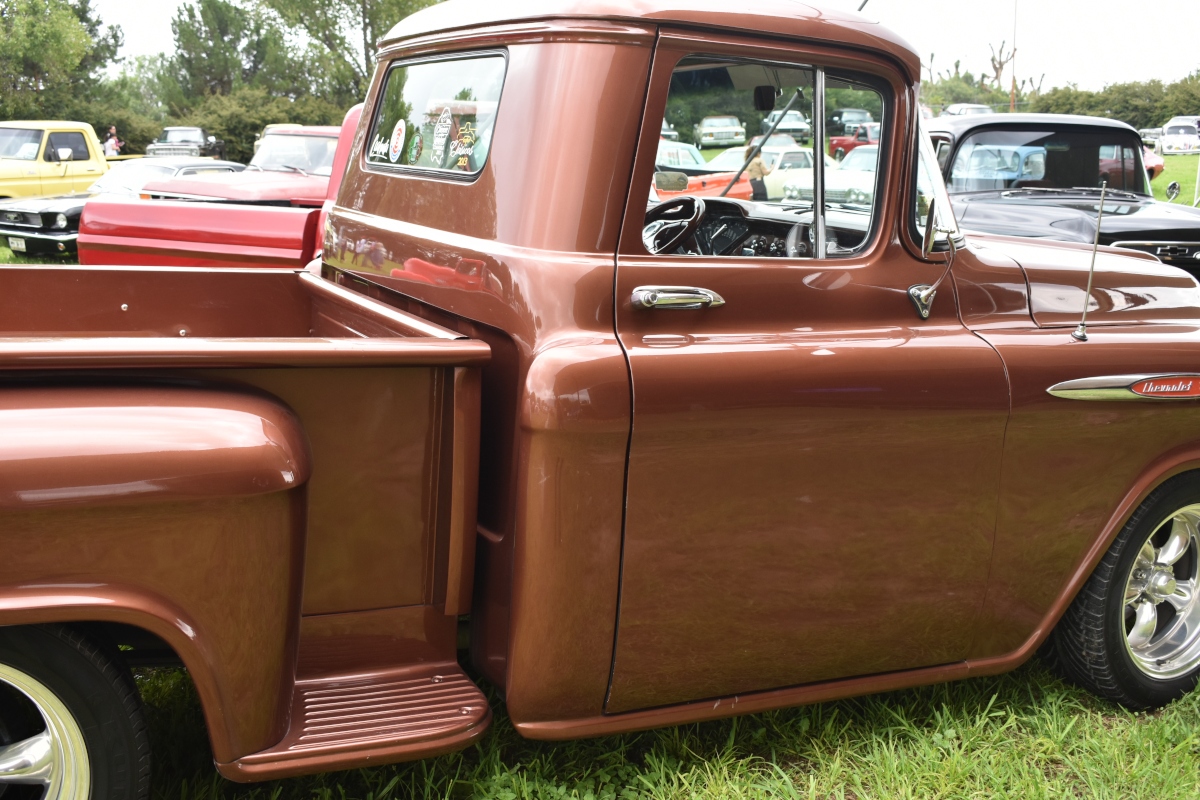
[184,86,344,162]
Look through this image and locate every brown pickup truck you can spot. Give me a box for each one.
[7,1,1200,797]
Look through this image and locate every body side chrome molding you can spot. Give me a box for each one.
[1048,374,1200,401]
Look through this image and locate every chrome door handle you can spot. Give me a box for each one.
[631,286,725,310]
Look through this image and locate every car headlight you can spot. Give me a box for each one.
[53,213,68,229]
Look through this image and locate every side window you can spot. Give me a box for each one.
[366,53,506,176]
[646,56,886,259]
[45,132,89,161]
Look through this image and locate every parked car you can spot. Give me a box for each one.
[829,122,880,160]
[141,125,341,207]
[11,2,1200,792]
[254,123,303,153]
[927,113,1200,275]
[693,115,746,147]
[1144,147,1165,180]
[1140,127,1163,147]
[941,103,993,116]
[79,108,361,268]
[0,156,242,256]
[146,127,227,160]
[653,141,750,199]
[705,145,829,200]
[0,120,108,199]
[827,107,872,134]
[783,144,879,206]
[760,109,811,140]
[1160,118,1200,155]
[660,119,679,140]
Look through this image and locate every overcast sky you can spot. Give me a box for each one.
[94,0,1199,92]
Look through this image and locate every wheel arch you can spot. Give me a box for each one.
[0,588,244,763]
[968,445,1200,677]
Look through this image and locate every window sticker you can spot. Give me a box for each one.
[366,54,505,176]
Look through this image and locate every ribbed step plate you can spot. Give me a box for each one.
[225,662,490,780]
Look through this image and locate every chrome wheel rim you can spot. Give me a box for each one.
[0,663,90,800]
[1122,503,1200,679]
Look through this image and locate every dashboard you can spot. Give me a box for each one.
[658,198,868,258]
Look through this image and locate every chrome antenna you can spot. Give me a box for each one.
[1071,180,1107,342]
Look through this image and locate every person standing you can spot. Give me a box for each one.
[103,126,122,157]
[745,145,772,201]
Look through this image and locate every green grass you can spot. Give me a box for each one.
[0,244,74,265]
[1152,155,1200,205]
[136,662,1200,800]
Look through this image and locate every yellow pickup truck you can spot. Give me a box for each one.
[0,120,108,199]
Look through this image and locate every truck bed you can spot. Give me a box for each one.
[0,264,491,774]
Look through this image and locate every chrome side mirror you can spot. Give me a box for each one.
[654,171,689,192]
[56,147,74,162]
[1167,181,1182,202]
[921,198,938,259]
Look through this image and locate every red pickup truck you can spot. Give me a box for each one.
[6,1,1200,796]
[828,121,880,160]
[76,110,359,269]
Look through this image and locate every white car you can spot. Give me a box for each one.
[705,146,834,200]
[1160,119,1200,155]
[781,144,879,206]
[693,115,746,148]
[940,103,993,116]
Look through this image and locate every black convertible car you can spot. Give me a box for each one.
[0,156,242,255]
[926,113,1200,277]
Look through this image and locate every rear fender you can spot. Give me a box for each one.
[0,385,311,761]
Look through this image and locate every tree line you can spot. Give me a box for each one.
[0,0,437,162]
[921,57,1200,131]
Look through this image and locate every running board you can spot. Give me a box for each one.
[217,662,491,781]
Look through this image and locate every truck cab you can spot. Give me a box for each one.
[0,121,108,199]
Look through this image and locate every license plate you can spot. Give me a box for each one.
[7,237,25,253]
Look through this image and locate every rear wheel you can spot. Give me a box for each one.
[1049,474,1200,708]
[0,626,150,800]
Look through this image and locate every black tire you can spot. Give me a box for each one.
[1048,473,1200,709]
[0,625,151,800]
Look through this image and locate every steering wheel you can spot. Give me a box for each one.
[643,197,706,254]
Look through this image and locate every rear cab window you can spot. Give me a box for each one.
[366,53,507,177]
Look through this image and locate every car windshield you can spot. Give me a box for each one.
[773,111,806,123]
[88,161,177,194]
[0,128,42,160]
[700,148,787,171]
[750,134,799,148]
[656,141,706,168]
[702,117,740,128]
[1167,125,1198,136]
[776,151,812,169]
[843,111,870,121]
[948,128,1148,194]
[250,134,338,176]
[159,129,203,143]
[840,146,878,172]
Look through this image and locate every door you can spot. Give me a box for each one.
[42,131,96,192]
[607,37,1011,713]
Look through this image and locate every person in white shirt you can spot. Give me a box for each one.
[103,126,122,157]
